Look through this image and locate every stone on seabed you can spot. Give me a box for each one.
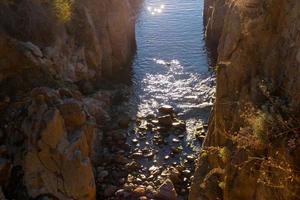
[155,179,177,200]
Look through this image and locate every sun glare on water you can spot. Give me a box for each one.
[147,4,165,15]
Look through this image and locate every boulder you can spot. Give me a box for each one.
[158,115,173,127]
[155,179,177,200]
[158,105,174,115]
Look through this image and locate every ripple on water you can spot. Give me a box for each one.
[133,58,215,127]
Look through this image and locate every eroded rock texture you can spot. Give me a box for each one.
[0,0,136,83]
[22,88,96,199]
[0,0,137,199]
[191,0,300,200]
[204,0,229,62]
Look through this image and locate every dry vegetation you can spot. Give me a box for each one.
[224,80,300,198]
[52,0,73,22]
[196,79,300,199]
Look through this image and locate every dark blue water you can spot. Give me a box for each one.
[130,0,214,135]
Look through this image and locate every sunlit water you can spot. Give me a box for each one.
[130,0,215,135]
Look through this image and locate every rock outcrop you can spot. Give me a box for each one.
[0,0,138,199]
[22,88,96,200]
[0,87,114,199]
[0,0,136,84]
[190,0,300,200]
[204,0,228,62]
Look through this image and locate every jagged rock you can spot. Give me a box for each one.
[190,0,300,200]
[155,179,177,200]
[83,98,110,126]
[21,88,96,200]
[58,100,86,129]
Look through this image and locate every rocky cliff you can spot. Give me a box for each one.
[0,0,136,84]
[0,0,137,199]
[190,0,300,199]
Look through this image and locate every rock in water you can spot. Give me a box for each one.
[158,115,173,127]
[155,179,177,200]
[158,105,174,115]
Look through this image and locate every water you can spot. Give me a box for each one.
[130,0,215,133]
[112,1,215,198]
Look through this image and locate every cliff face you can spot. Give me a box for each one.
[204,0,228,62]
[0,0,136,84]
[0,0,137,199]
[190,0,300,199]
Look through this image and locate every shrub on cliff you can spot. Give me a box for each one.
[52,0,73,22]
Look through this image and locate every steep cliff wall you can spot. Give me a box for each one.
[0,0,137,199]
[0,0,136,85]
[190,0,300,199]
[204,0,228,62]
